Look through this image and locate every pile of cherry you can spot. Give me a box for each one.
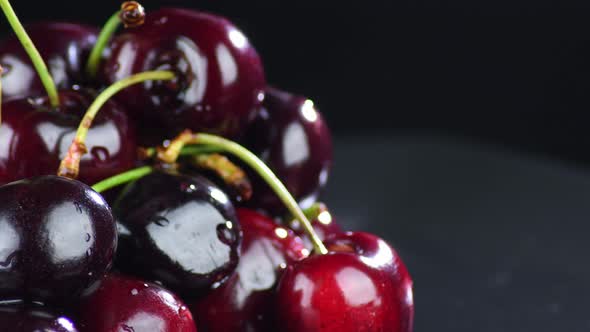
[0,1,413,331]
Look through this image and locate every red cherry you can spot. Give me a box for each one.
[79,274,196,332]
[0,22,98,99]
[101,8,266,143]
[0,90,137,185]
[191,208,308,331]
[0,305,78,332]
[276,232,414,332]
[242,87,333,214]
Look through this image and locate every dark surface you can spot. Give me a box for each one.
[325,135,590,331]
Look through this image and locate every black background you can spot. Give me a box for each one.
[5,0,590,331]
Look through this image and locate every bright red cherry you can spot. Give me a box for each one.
[0,305,78,332]
[113,171,241,298]
[0,22,98,99]
[101,8,266,143]
[242,87,333,214]
[0,90,137,186]
[276,232,414,332]
[0,176,117,305]
[79,274,196,332]
[191,208,308,331]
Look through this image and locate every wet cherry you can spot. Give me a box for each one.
[0,90,137,186]
[0,305,78,332]
[101,7,266,143]
[0,22,98,99]
[191,208,308,331]
[276,232,414,332]
[114,171,241,298]
[0,176,117,305]
[79,274,196,332]
[242,87,333,214]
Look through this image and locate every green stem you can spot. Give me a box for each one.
[161,133,328,255]
[86,11,122,79]
[0,0,59,107]
[92,166,154,193]
[57,70,176,179]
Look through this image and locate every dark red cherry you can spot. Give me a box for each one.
[276,232,414,332]
[79,274,196,332]
[101,8,266,143]
[242,87,333,214]
[0,90,137,186]
[191,208,308,331]
[0,22,98,99]
[114,171,241,298]
[0,176,117,304]
[0,305,78,332]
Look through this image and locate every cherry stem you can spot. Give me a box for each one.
[0,0,59,107]
[141,145,223,160]
[158,131,329,255]
[191,153,253,201]
[86,1,145,79]
[57,70,176,179]
[300,202,327,221]
[92,166,154,193]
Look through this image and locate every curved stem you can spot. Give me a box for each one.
[85,11,121,79]
[92,166,154,193]
[158,131,329,255]
[0,0,59,107]
[86,1,145,79]
[57,70,176,179]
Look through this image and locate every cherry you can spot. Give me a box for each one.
[0,305,78,332]
[242,87,333,214]
[191,208,308,331]
[0,22,98,99]
[0,90,137,186]
[79,274,196,332]
[114,171,241,298]
[101,7,266,142]
[276,232,414,332]
[0,175,117,304]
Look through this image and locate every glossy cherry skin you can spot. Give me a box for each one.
[101,8,266,143]
[79,274,196,332]
[0,90,137,186]
[276,232,414,332]
[0,22,98,99]
[242,87,333,214]
[114,171,241,298]
[0,176,117,305]
[0,305,78,332]
[191,208,308,331]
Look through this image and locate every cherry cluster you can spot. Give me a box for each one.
[0,1,413,331]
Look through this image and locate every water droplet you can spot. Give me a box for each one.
[91,146,110,163]
[0,252,18,268]
[131,289,138,296]
[122,325,135,332]
[85,233,92,242]
[151,216,170,227]
[86,249,93,257]
[74,202,83,214]
[216,223,238,246]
